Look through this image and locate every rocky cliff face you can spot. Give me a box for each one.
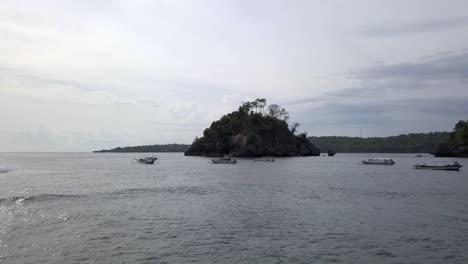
[185,107,320,157]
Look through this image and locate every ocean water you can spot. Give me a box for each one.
[0,153,467,264]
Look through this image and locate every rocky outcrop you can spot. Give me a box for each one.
[434,120,468,158]
[185,99,320,157]
[434,143,468,157]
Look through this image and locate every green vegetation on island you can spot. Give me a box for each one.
[93,144,190,153]
[185,99,320,157]
[434,120,468,157]
[309,132,450,153]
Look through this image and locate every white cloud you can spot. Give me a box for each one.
[1,0,468,150]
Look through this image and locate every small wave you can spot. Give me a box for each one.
[375,249,396,258]
[329,187,409,199]
[109,186,217,197]
[0,159,15,173]
[363,191,409,199]
[0,193,81,205]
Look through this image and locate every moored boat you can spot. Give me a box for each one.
[212,157,237,164]
[414,161,462,171]
[361,158,395,165]
[253,158,274,162]
[135,155,159,164]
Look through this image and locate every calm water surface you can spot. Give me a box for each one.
[0,153,467,263]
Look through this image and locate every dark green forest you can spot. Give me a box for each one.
[309,132,450,153]
[435,120,468,157]
[94,144,190,153]
[448,120,468,146]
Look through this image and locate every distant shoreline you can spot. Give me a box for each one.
[93,151,187,153]
[91,131,455,154]
[309,132,450,154]
[93,144,190,153]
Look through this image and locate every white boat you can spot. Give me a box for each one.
[212,157,237,164]
[361,158,395,165]
[135,155,159,164]
[414,161,462,171]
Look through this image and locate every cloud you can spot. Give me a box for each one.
[2,1,468,149]
[283,86,370,106]
[0,65,246,151]
[297,96,468,136]
[357,16,468,37]
[0,66,101,93]
[287,50,468,106]
[0,127,122,152]
[358,52,468,80]
[283,50,468,136]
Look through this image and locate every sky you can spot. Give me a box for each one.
[1,0,468,151]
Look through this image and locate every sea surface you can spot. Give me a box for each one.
[0,153,467,264]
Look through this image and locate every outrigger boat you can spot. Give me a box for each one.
[361,158,396,165]
[212,157,237,164]
[414,161,462,171]
[135,155,159,164]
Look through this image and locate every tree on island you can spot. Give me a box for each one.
[185,98,320,157]
[435,119,468,157]
[267,103,289,121]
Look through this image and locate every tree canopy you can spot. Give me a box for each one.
[450,120,468,145]
[435,119,468,157]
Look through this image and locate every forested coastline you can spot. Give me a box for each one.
[309,132,450,153]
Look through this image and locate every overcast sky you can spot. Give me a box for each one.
[1,0,468,151]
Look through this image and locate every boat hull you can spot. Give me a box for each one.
[212,160,237,164]
[212,157,237,164]
[137,159,156,164]
[414,165,461,171]
[253,159,274,162]
[136,156,158,164]
[361,159,395,165]
[362,162,394,165]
